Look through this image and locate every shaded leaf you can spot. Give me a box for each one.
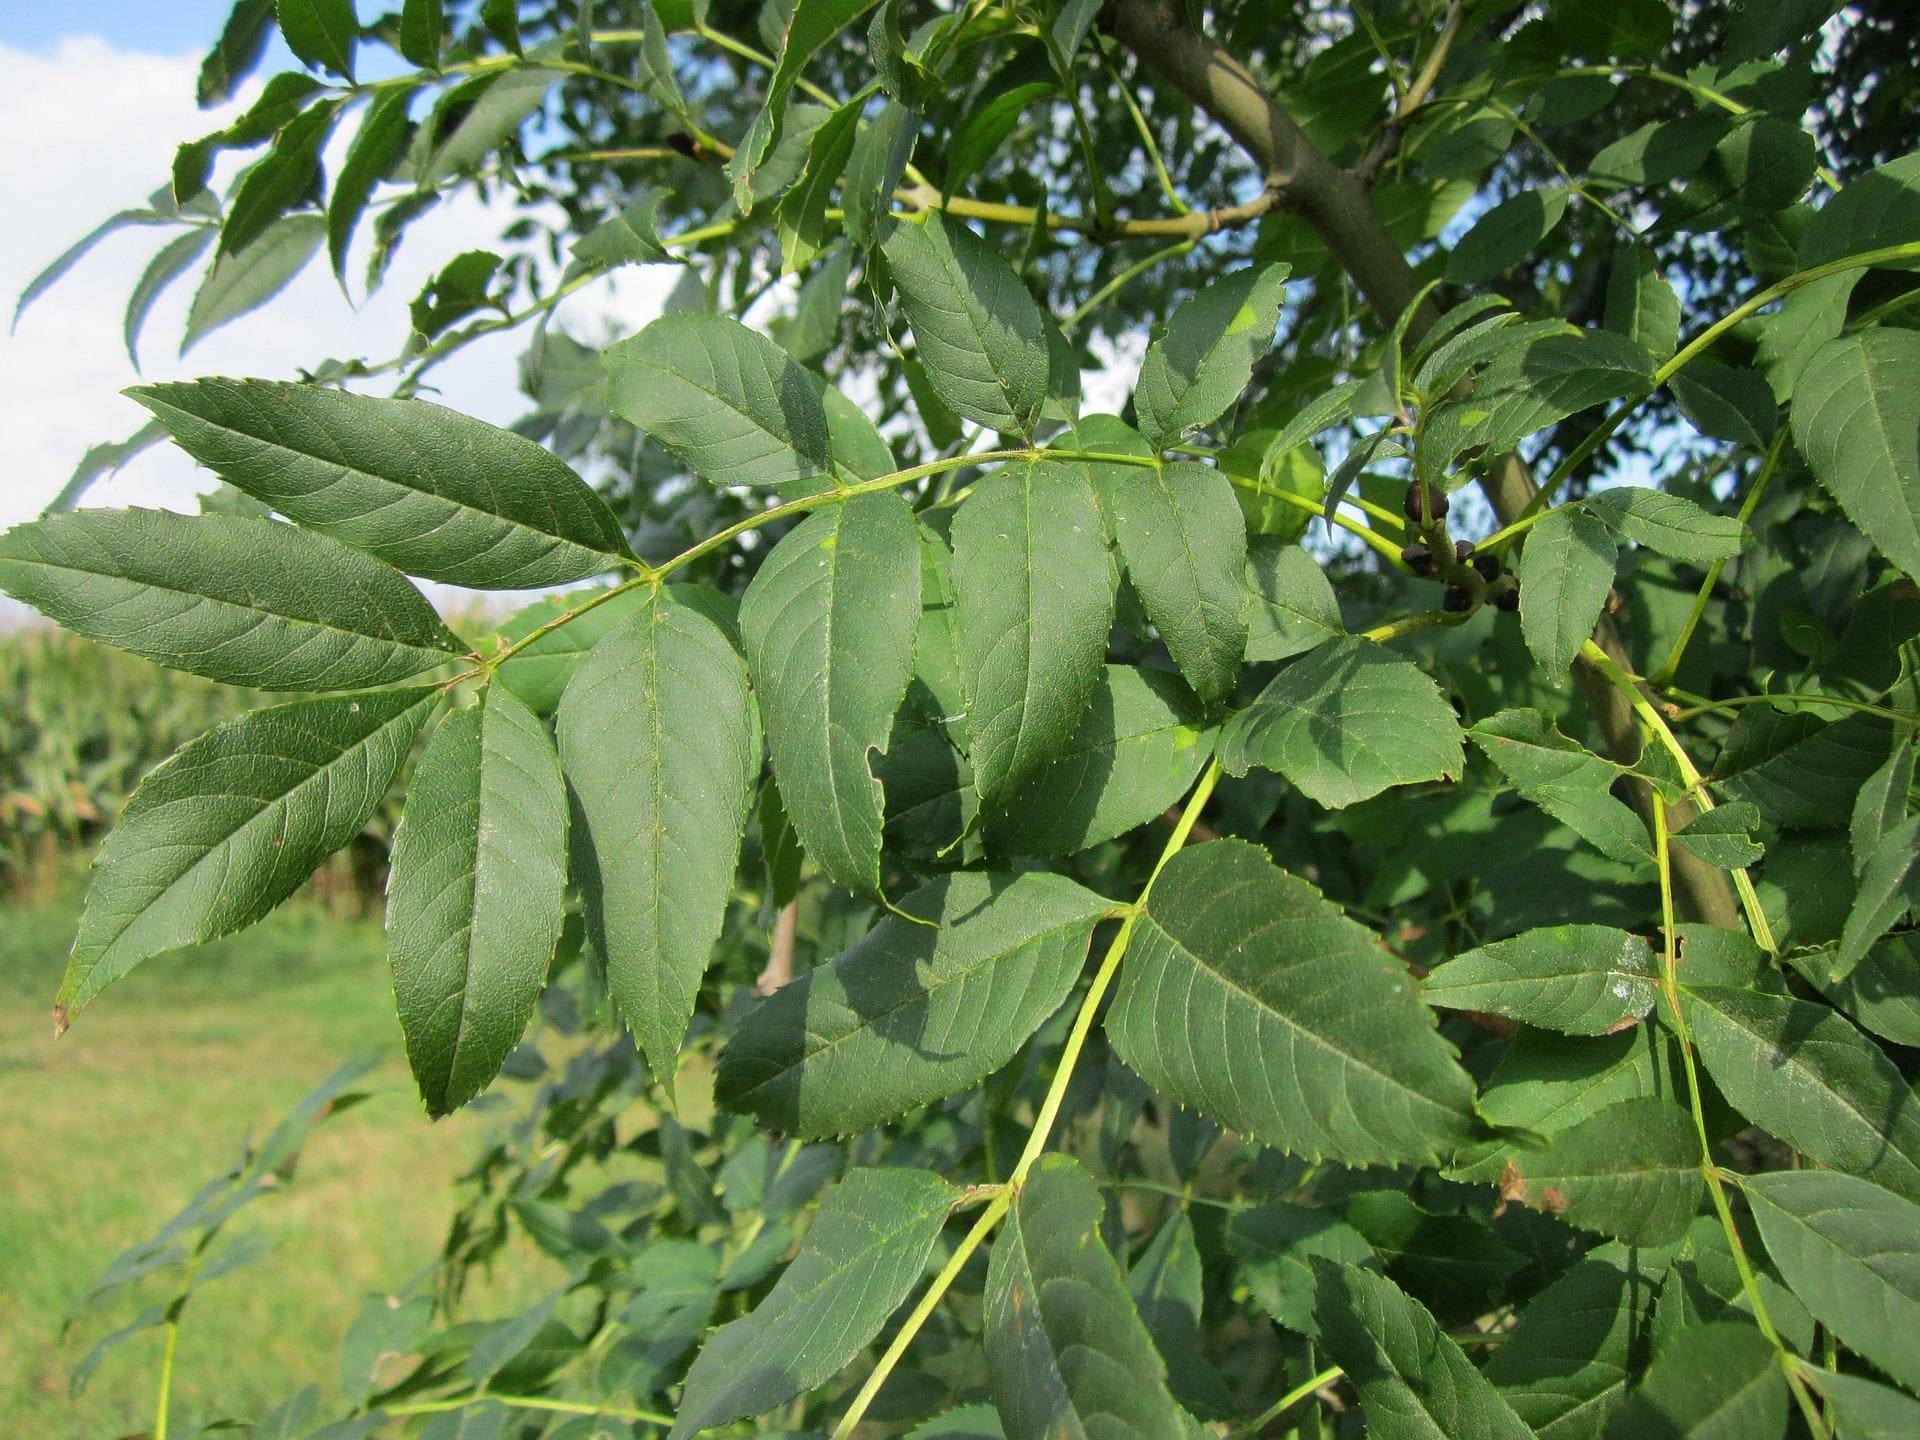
[1133,264,1289,449]
[1422,926,1657,1035]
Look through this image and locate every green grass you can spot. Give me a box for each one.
[0,862,561,1438]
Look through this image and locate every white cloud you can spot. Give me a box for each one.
[0,36,677,538]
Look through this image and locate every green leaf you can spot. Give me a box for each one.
[952,459,1112,811]
[777,94,864,273]
[1852,740,1914,877]
[1469,709,1651,865]
[1603,1321,1785,1440]
[57,687,440,1028]
[1128,1212,1238,1419]
[329,88,414,281]
[1420,330,1654,482]
[604,312,833,488]
[557,591,759,1083]
[493,586,656,715]
[1835,815,1920,977]
[715,870,1110,1138]
[1603,244,1680,362]
[984,1155,1186,1440]
[1501,1095,1704,1246]
[1219,637,1465,808]
[340,1293,433,1406]
[1582,488,1748,563]
[1669,802,1765,869]
[183,212,324,351]
[669,1168,955,1438]
[223,100,338,257]
[728,0,882,209]
[386,688,567,1117]
[126,228,215,367]
[946,79,1054,195]
[906,1407,1006,1440]
[0,508,465,691]
[1683,985,1920,1200]
[199,0,277,106]
[398,0,443,67]
[1448,187,1572,286]
[419,69,558,184]
[1228,1198,1379,1333]
[1798,934,1920,1049]
[741,492,920,898]
[1801,151,1920,271]
[1716,709,1895,831]
[1793,330,1920,585]
[277,0,357,78]
[1671,360,1778,451]
[1517,506,1618,675]
[130,378,632,587]
[1133,263,1290,449]
[782,249,857,363]
[1312,1260,1535,1440]
[842,101,917,250]
[1484,1251,1654,1439]
[1109,840,1477,1166]
[986,665,1211,858]
[1806,1368,1920,1440]
[883,214,1049,435]
[1744,1171,1920,1394]
[1345,1191,1527,1322]
[1424,926,1656,1035]
[1244,537,1344,662]
[1105,460,1248,703]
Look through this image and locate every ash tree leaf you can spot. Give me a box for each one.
[1604,243,1680,362]
[1422,925,1657,1035]
[1834,814,1920,976]
[1744,1170,1920,1394]
[1800,151,1920,270]
[1603,1321,1785,1440]
[668,1167,955,1439]
[130,378,634,587]
[277,0,358,79]
[198,0,277,106]
[1806,1368,1920,1440]
[883,213,1049,435]
[1420,329,1654,483]
[1792,330,1920,585]
[715,870,1110,1138]
[1448,187,1572,286]
[1106,460,1249,704]
[184,213,325,351]
[0,508,466,691]
[1483,1250,1655,1440]
[572,192,672,271]
[1669,802,1765,870]
[741,492,921,898]
[328,87,414,282]
[1107,840,1478,1167]
[1518,506,1618,676]
[1671,360,1778,451]
[418,68,560,185]
[1344,1191,1527,1323]
[1244,537,1344,663]
[777,94,864,274]
[57,687,441,1030]
[397,0,443,68]
[985,665,1212,858]
[1227,1198,1379,1334]
[1500,1096,1704,1246]
[1219,637,1465,808]
[1581,488,1748,563]
[604,312,834,488]
[558,590,759,1084]
[126,227,215,366]
[1715,708,1895,831]
[386,687,568,1117]
[1133,263,1290,449]
[1851,740,1915,877]
[1469,709,1650,865]
[1683,985,1920,1201]
[1127,1212,1238,1419]
[1311,1260,1535,1440]
[221,99,339,257]
[728,0,882,209]
[952,459,1113,813]
[984,1155,1186,1440]
[493,585,656,715]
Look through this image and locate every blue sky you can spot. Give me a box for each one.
[3,2,271,57]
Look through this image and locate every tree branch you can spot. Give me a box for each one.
[1103,0,1741,930]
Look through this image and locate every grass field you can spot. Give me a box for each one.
[0,863,562,1438]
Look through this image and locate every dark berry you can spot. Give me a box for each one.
[1401,542,1435,576]
[1443,585,1473,613]
[666,132,699,158]
[1473,554,1502,583]
[1454,539,1474,561]
[1404,479,1449,524]
[1494,587,1520,612]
